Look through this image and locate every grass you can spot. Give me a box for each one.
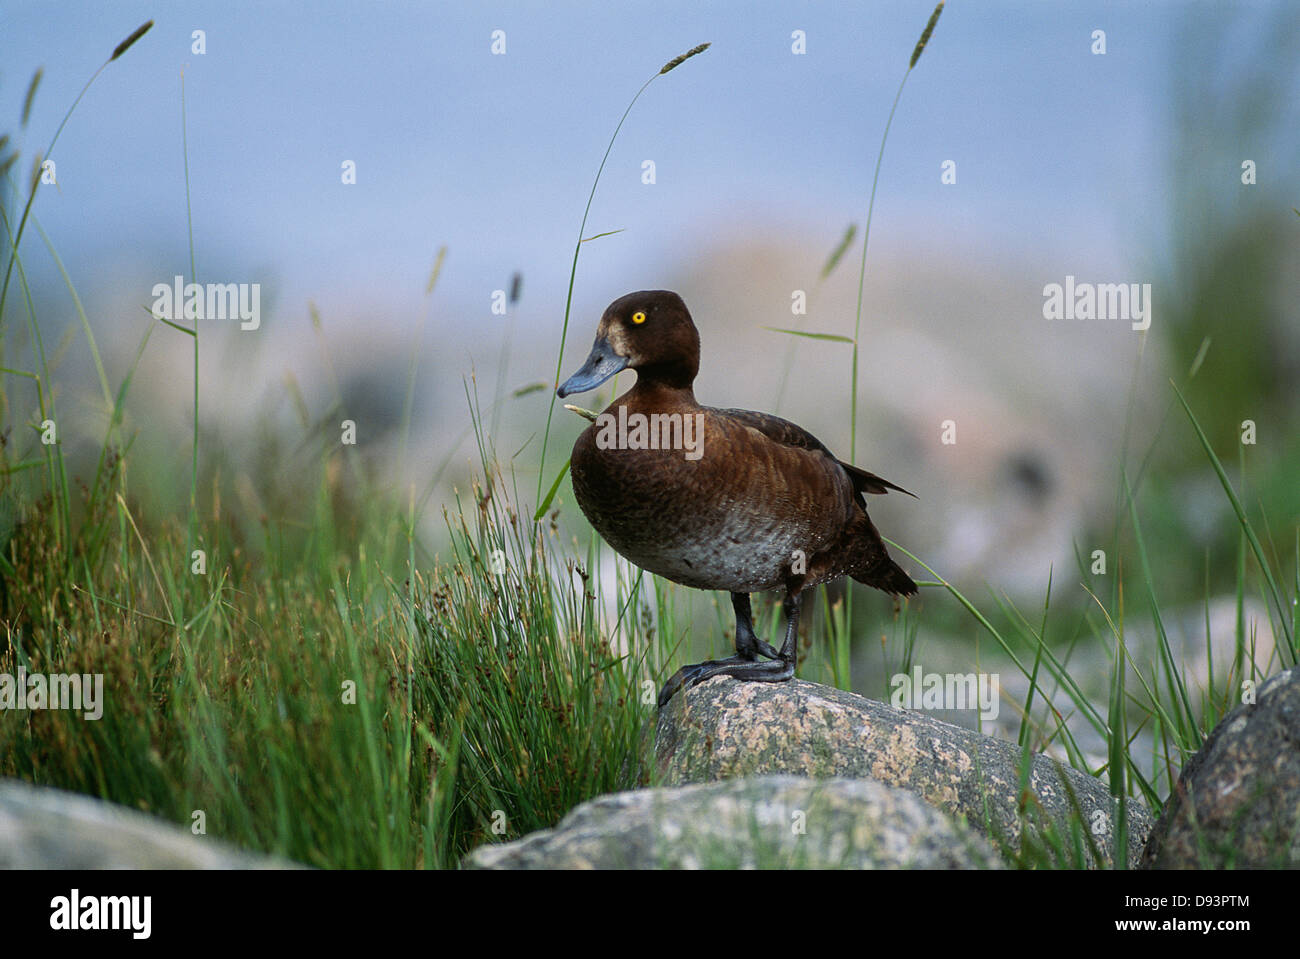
[0,12,1296,870]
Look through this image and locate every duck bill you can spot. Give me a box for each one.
[557,336,629,397]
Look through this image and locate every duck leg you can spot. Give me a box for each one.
[731,592,783,661]
[657,592,802,708]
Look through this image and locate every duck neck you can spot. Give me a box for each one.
[630,377,698,408]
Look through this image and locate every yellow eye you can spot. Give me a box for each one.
[631,311,647,324]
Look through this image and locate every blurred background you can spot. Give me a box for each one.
[2,2,1297,743]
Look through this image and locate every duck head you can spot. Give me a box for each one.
[557,290,700,397]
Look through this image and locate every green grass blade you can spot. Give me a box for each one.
[533,457,571,521]
[1171,380,1294,660]
[763,327,855,344]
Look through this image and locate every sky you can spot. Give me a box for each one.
[2,0,1243,320]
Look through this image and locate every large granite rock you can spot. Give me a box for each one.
[656,677,1153,868]
[463,774,1002,869]
[0,779,298,868]
[1140,666,1300,868]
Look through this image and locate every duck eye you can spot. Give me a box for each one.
[631,311,647,325]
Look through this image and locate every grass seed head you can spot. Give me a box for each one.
[660,42,710,75]
[22,68,42,128]
[426,245,448,294]
[910,3,944,69]
[111,20,153,61]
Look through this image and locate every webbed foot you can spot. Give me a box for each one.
[656,655,795,708]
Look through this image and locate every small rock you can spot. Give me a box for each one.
[0,779,298,869]
[656,677,1152,867]
[1140,667,1300,868]
[463,774,1002,869]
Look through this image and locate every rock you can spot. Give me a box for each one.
[0,779,299,868]
[1140,667,1300,869]
[463,774,1002,869]
[656,677,1153,868]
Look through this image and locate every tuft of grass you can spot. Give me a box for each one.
[0,381,675,866]
[402,452,661,857]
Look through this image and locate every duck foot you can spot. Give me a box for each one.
[656,656,794,708]
[657,591,803,708]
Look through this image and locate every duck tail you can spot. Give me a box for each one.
[846,514,918,597]
[852,558,918,597]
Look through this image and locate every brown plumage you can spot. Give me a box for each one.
[557,290,916,706]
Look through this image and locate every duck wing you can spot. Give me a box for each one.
[714,408,915,500]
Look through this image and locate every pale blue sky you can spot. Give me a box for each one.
[4,2,1278,311]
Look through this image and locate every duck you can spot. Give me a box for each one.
[557,290,917,707]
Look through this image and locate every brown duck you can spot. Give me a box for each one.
[557,290,916,707]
